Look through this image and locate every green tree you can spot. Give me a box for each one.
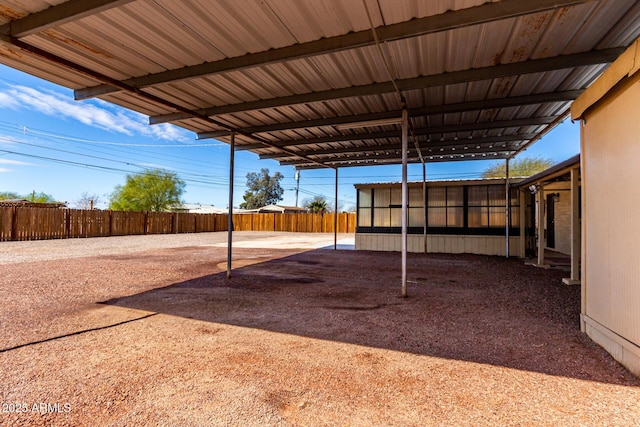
[29,191,57,203]
[482,156,554,178]
[240,168,284,209]
[0,191,21,200]
[304,196,329,213]
[109,169,185,212]
[0,191,57,202]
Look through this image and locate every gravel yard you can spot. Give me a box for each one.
[1,232,639,426]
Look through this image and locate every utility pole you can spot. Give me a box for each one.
[295,169,300,207]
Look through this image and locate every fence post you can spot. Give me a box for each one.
[144,211,148,235]
[108,210,113,237]
[65,208,71,238]
[11,206,17,241]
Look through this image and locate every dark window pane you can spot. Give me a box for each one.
[489,206,506,227]
[390,208,402,227]
[374,208,390,226]
[358,207,371,227]
[448,207,464,227]
[428,187,446,207]
[468,207,488,227]
[488,186,505,206]
[409,207,425,227]
[409,186,424,207]
[447,187,464,207]
[468,186,488,206]
[359,189,372,208]
[374,188,390,207]
[428,208,447,227]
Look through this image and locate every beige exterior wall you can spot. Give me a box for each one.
[355,234,522,257]
[580,71,640,376]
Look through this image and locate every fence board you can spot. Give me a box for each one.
[13,207,66,240]
[111,211,146,236]
[174,212,196,233]
[0,207,14,241]
[68,209,111,238]
[147,212,173,234]
[0,208,355,241]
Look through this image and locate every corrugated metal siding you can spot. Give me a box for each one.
[1,0,640,168]
[582,73,640,348]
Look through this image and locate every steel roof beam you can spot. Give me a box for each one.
[196,90,582,139]
[238,131,539,152]
[292,155,509,169]
[0,0,134,38]
[150,48,620,124]
[74,0,592,100]
[246,117,554,150]
[258,134,535,160]
[282,150,512,168]
[260,145,524,164]
[0,35,333,170]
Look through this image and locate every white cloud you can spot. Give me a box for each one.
[0,91,19,109]
[1,85,191,142]
[0,167,11,173]
[0,158,32,166]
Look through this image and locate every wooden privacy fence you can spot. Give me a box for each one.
[0,207,355,241]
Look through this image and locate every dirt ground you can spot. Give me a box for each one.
[1,232,639,426]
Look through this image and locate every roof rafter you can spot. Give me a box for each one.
[0,33,333,169]
[74,0,592,101]
[197,90,582,139]
[281,150,512,168]
[244,116,555,150]
[0,0,134,38]
[258,134,535,160]
[150,49,621,124]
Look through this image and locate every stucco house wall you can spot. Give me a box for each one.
[572,38,640,376]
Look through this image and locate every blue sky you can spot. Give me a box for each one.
[0,64,580,210]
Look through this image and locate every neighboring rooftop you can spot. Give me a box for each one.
[0,199,66,208]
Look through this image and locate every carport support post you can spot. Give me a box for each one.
[423,162,427,254]
[227,131,235,279]
[570,167,580,282]
[334,167,338,251]
[401,109,408,297]
[537,185,545,266]
[519,189,526,258]
[505,158,510,258]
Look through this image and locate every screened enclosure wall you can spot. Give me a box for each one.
[356,181,522,236]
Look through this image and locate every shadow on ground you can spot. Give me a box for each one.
[102,249,638,386]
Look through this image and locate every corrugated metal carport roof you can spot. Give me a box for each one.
[1,0,639,169]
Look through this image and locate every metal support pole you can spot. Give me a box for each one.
[423,162,427,254]
[401,109,408,297]
[537,185,545,266]
[570,167,580,281]
[295,170,300,207]
[227,132,235,279]
[334,167,338,251]
[505,158,510,258]
[519,189,526,258]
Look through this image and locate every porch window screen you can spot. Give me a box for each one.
[357,188,372,227]
[428,186,463,227]
[468,185,520,228]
